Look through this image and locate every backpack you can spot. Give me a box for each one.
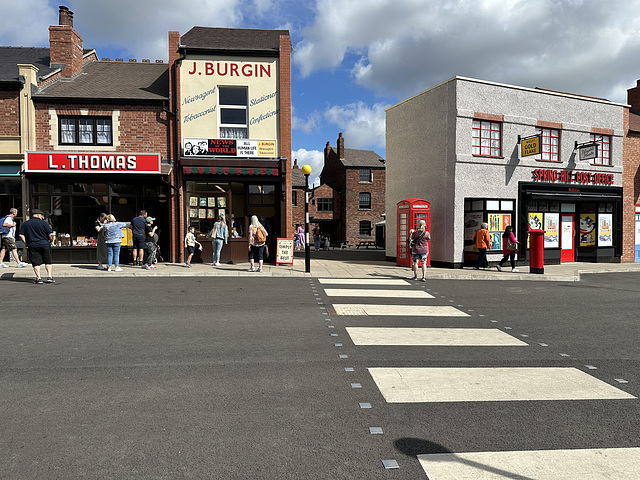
[255,226,267,244]
[0,216,9,236]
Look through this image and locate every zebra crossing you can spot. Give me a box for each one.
[315,277,639,478]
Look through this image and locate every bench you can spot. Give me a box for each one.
[356,241,379,249]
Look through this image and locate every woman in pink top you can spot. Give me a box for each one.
[496,225,519,272]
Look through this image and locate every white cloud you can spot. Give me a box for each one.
[292,107,323,135]
[292,148,323,186]
[294,0,640,103]
[0,0,56,46]
[324,102,388,150]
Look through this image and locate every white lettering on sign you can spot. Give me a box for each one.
[59,155,137,171]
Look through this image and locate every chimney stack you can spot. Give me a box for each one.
[337,132,344,160]
[49,5,83,78]
[628,80,640,112]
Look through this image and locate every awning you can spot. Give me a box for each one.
[0,163,22,176]
[183,166,279,176]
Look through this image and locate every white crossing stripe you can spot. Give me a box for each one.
[346,327,528,346]
[418,447,640,479]
[368,367,636,403]
[333,304,469,317]
[317,278,410,285]
[324,289,433,298]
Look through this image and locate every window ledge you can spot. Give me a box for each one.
[472,154,504,159]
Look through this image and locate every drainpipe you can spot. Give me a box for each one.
[172,45,187,262]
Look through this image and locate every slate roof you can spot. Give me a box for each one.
[291,166,306,188]
[181,27,289,53]
[34,61,169,101]
[0,47,57,83]
[341,148,385,168]
[630,111,640,134]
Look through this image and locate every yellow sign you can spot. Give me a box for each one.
[521,136,541,157]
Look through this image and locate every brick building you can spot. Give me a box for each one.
[20,7,174,263]
[623,81,640,262]
[320,133,385,246]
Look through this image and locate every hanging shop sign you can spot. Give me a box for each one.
[531,168,614,185]
[577,142,598,161]
[183,138,277,158]
[520,134,541,157]
[25,152,162,174]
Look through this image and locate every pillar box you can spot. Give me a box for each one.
[528,229,546,274]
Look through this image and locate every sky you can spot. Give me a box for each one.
[3,0,640,185]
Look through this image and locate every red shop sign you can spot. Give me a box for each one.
[25,151,162,174]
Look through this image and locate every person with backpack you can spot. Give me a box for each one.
[248,215,268,273]
[0,208,28,268]
[408,219,431,281]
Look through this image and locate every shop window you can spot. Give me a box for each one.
[219,87,248,139]
[359,192,371,209]
[536,128,560,162]
[317,197,333,211]
[59,116,112,145]
[359,220,372,236]
[472,120,501,157]
[248,184,276,205]
[464,198,515,251]
[359,168,372,183]
[590,134,611,166]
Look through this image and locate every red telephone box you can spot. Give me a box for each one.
[397,198,431,267]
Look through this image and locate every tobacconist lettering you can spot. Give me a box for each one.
[188,62,271,77]
[532,168,614,185]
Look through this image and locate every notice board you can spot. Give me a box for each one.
[276,238,294,266]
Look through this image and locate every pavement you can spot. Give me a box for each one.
[3,247,640,281]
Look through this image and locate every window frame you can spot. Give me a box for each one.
[58,116,113,146]
[359,220,372,237]
[219,86,248,139]
[472,119,501,157]
[536,127,560,162]
[316,197,333,212]
[359,192,371,210]
[359,168,372,183]
[590,134,611,166]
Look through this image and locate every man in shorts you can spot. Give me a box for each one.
[0,208,28,268]
[18,209,55,284]
[131,209,147,266]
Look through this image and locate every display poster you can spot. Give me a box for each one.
[189,208,198,218]
[488,214,511,232]
[579,213,597,246]
[275,238,294,266]
[528,212,543,230]
[208,197,216,207]
[189,197,198,207]
[199,197,207,207]
[489,232,502,250]
[598,213,613,247]
[464,212,483,250]
[544,213,559,248]
[198,208,206,219]
[207,209,216,219]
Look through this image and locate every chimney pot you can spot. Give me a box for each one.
[58,6,74,27]
[116,58,123,62]
[128,59,137,62]
[155,60,164,63]
[102,58,111,61]
[142,59,150,63]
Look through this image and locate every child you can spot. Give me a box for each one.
[184,226,201,267]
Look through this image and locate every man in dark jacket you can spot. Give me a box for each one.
[18,209,54,284]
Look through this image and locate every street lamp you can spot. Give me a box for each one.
[301,164,312,273]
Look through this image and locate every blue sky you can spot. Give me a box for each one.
[4,0,640,186]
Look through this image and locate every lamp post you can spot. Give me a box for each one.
[301,164,312,273]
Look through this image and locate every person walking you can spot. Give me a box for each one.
[409,219,431,281]
[103,214,129,272]
[0,208,28,268]
[496,225,520,273]
[184,225,201,267]
[472,222,491,270]
[248,215,268,272]
[143,216,159,269]
[313,226,321,251]
[296,225,305,251]
[18,209,54,284]
[94,213,108,270]
[211,213,229,266]
[130,209,147,266]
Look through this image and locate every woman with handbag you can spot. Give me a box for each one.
[496,225,519,272]
[211,213,229,266]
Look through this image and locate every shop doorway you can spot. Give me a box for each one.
[561,214,575,262]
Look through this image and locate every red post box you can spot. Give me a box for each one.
[528,229,546,274]
[396,198,430,267]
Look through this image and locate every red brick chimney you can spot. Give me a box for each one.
[293,159,299,169]
[49,6,83,78]
[337,132,344,160]
[628,80,640,111]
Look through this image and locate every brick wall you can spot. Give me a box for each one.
[344,167,385,245]
[622,107,640,262]
[0,90,19,136]
[35,103,170,157]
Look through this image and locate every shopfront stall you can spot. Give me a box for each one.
[24,151,170,263]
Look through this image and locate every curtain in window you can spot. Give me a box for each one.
[79,119,93,144]
[60,118,75,143]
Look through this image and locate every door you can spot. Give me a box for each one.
[396,211,410,267]
[561,214,575,262]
